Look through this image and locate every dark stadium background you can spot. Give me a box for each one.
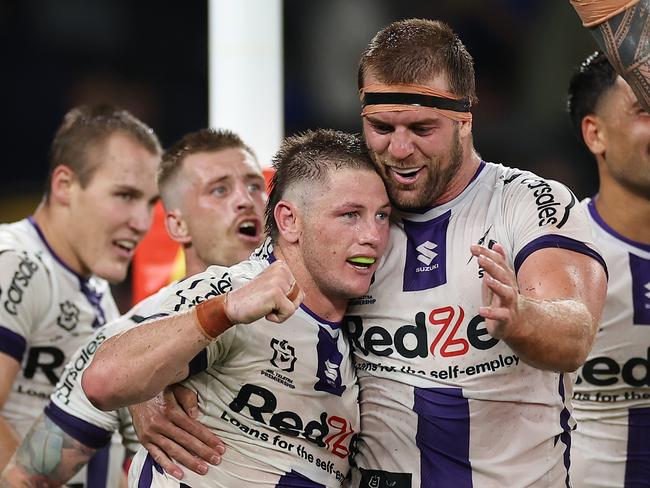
[0,0,601,306]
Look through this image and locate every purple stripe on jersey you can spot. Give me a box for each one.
[0,325,26,362]
[300,304,342,329]
[402,211,451,292]
[629,254,650,325]
[28,216,108,328]
[413,387,472,487]
[27,216,85,279]
[513,234,607,277]
[44,402,112,449]
[557,374,572,488]
[188,349,208,377]
[86,443,110,488]
[625,407,650,486]
[275,469,325,487]
[587,199,650,252]
[314,325,345,396]
[138,453,163,488]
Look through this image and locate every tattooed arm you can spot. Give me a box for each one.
[572,0,650,111]
[0,414,96,488]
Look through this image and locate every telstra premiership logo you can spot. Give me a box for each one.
[645,282,650,301]
[416,241,438,266]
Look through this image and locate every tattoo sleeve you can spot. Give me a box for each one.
[589,0,650,111]
[0,414,96,487]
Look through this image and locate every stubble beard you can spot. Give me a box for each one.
[370,134,464,211]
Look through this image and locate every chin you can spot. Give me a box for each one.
[95,264,129,284]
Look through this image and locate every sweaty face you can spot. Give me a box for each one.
[180,148,266,267]
[299,168,391,305]
[68,132,159,283]
[362,72,465,210]
[596,76,650,198]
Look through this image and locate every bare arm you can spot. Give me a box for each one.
[472,243,607,372]
[0,354,21,471]
[574,0,650,111]
[0,413,95,487]
[83,261,302,411]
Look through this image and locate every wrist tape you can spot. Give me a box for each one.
[194,293,234,339]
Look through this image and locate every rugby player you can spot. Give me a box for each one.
[83,129,391,487]
[0,128,266,486]
[0,104,160,486]
[567,51,650,487]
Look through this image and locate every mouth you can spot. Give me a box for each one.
[113,239,137,259]
[236,218,262,242]
[346,255,377,270]
[387,166,424,185]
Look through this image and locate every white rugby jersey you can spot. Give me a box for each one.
[132,249,359,488]
[345,162,606,488]
[570,198,650,488]
[47,283,177,456]
[0,217,121,486]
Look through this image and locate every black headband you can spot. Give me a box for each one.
[362,92,471,112]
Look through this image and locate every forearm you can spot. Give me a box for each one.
[84,309,212,411]
[0,417,20,472]
[505,297,596,372]
[576,0,650,111]
[0,414,95,487]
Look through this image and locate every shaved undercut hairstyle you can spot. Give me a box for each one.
[46,104,161,199]
[158,128,258,208]
[566,51,618,146]
[265,129,376,240]
[358,18,478,106]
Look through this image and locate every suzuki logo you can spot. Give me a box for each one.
[323,359,339,382]
[416,241,438,266]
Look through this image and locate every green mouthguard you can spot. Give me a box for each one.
[348,256,375,264]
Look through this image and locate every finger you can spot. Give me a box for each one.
[171,384,200,419]
[481,272,494,307]
[477,254,513,286]
[479,305,511,322]
[286,280,300,302]
[267,296,299,323]
[171,411,226,453]
[149,435,211,475]
[485,275,516,303]
[145,444,185,480]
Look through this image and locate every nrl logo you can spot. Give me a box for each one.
[270,338,297,372]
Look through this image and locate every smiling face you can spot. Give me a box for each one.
[68,131,159,283]
[297,167,391,305]
[179,147,266,268]
[362,71,467,210]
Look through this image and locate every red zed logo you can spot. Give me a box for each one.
[324,415,355,458]
[429,306,469,357]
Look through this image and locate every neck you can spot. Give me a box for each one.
[33,201,89,277]
[594,177,650,244]
[434,146,481,206]
[183,248,208,277]
[274,244,346,323]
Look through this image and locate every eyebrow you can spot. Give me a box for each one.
[366,115,441,125]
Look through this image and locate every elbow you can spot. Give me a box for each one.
[81,364,120,411]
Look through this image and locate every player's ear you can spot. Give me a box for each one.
[165,209,191,245]
[582,114,606,156]
[49,165,76,206]
[274,200,300,244]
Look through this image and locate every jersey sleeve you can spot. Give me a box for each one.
[501,174,606,275]
[155,266,237,375]
[0,249,52,363]
[46,317,136,448]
